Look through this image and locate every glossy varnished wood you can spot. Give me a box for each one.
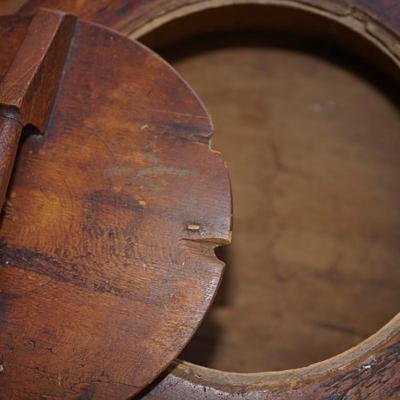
[0,9,231,399]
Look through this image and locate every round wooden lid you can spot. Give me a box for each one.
[0,11,231,399]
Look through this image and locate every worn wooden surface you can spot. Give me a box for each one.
[14,0,400,33]
[135,2,400,397]
[137,323,400,399]
[0,0,26,15]
[0,9,75,131]
[0,8,231,400]
[0,116,21,213]
[138,3,400,398]
[149,24,400,372]
[2,0,400,399]
[141,22,400,400]
[0,9,74,211]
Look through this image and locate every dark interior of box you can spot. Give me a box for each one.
[140,5,400,373]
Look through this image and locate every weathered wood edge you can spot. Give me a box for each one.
[17,0,400,65]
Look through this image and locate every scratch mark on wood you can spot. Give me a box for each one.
[135,166,195,178]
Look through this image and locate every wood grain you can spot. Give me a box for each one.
[16,0,400,57]
[0,9,231,399]
[3,0,400,398]
[0,0,26,15]
[0,9,75,211]
[156,25,400,372]
[133,3,400,399]
[138,324,400,399]
[0,114,22,213]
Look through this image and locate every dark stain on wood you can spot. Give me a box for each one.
[77,384,96,400]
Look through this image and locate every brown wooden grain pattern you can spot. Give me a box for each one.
[0,9,75,212]
[0,115,21,211]
[15,1,400,400]
[0,9,76,131]
[0,11,231,399]
[138,324,400,399]
[4,0,400,399]
[151,15,400,371]
[0,0,27,15]
[156,351,400,399]
[17,0,400,41]
[0,15,32,81]
[353,0,400,29]
[130,3,400,398]
[130,2,400,398]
